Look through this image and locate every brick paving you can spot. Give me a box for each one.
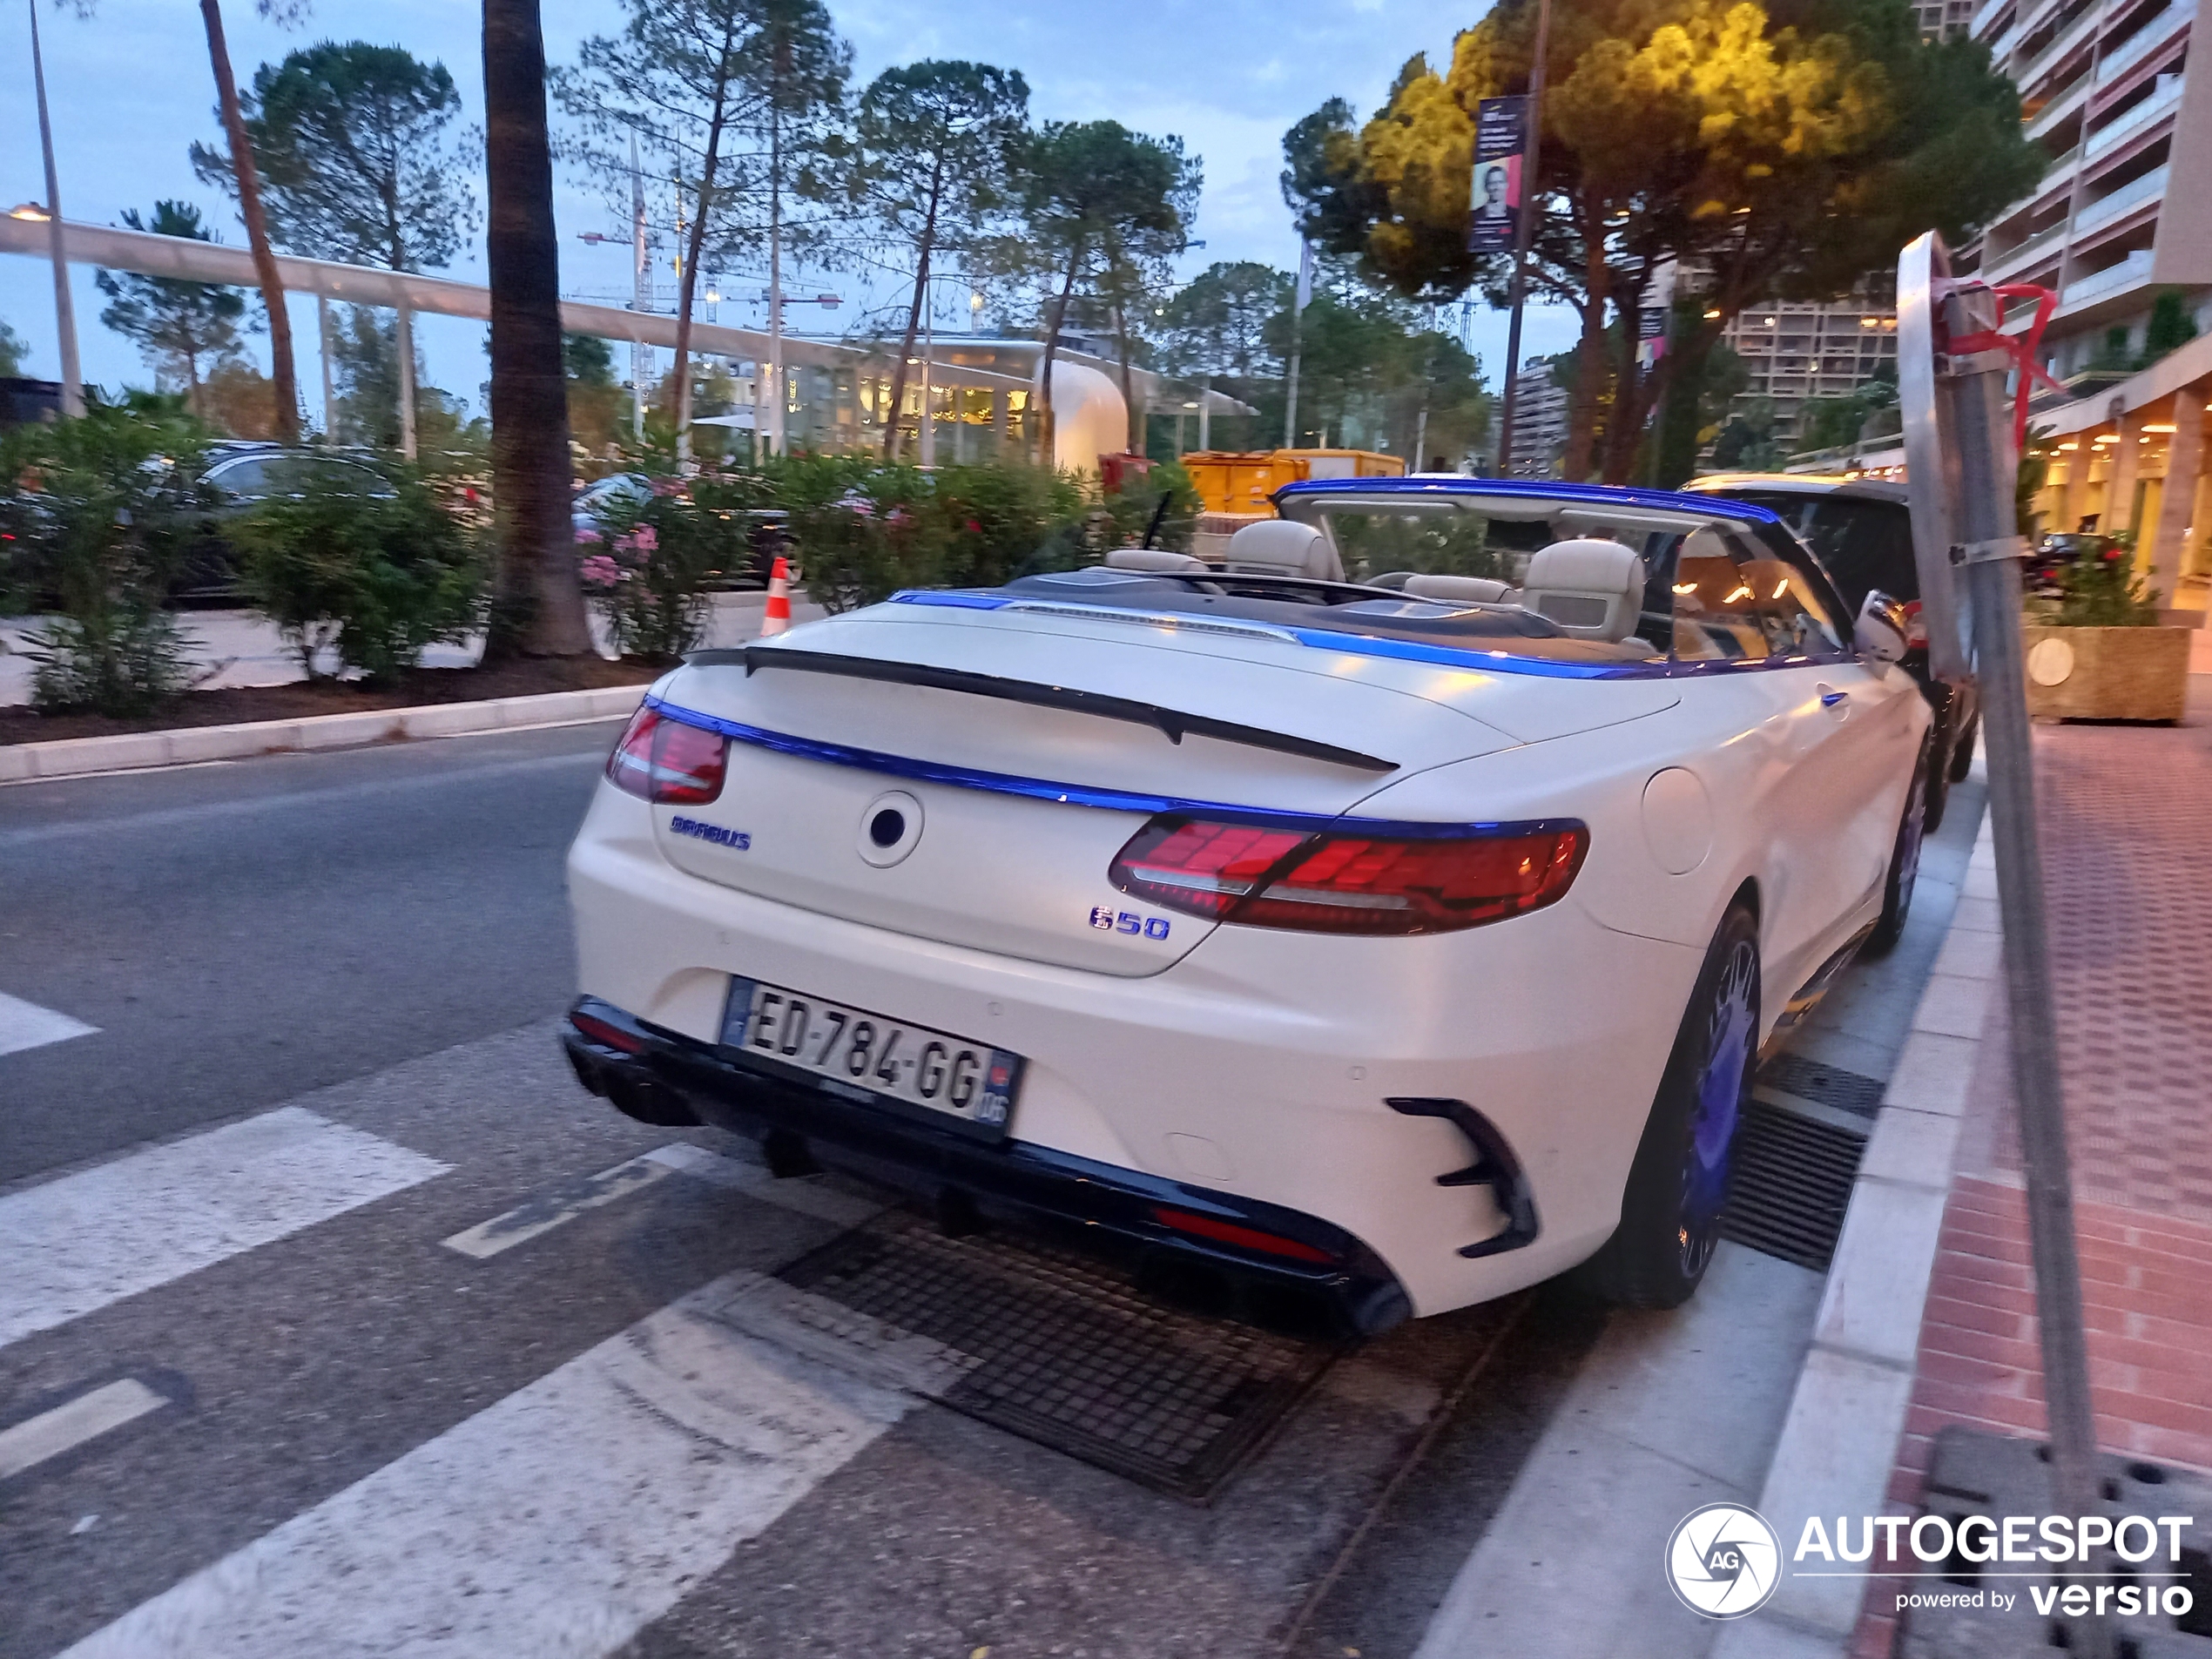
[1851,684,2212,1658]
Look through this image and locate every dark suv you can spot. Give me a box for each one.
[1684,473,1979,833]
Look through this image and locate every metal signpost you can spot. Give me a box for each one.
[1896,233,2109,1659]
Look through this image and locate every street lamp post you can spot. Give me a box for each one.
[1493,0,1552,477]
[27,0,84,417]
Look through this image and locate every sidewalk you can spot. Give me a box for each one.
[1848,674,2212,1656]
[0,588,827,708]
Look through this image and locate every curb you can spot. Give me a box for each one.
[1713,813,2001,1658]
[0,684,651,786]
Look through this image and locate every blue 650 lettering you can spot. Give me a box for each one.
[669,815,752,851]
[1089,906,1170,941]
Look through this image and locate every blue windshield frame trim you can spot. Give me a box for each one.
[641,694,1582,840]
[886,590,1852,679]
[1271,474,1787,523]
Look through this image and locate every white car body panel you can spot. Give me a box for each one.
[566,493,1930,1321]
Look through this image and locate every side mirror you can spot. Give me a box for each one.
[1855,590,1910,664]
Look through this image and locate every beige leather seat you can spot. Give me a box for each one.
[1521,538,1648,641]
[1103,547,1209,572]
[1222,519,1345,583]
[1390,572,1513,604]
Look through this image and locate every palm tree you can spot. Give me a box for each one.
[482,0,591,658]
[197,0,300,441]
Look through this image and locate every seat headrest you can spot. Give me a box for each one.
[1223,519,1345,583]
[1400,573,1512,604]
[1521,537,1648,642]
[1103,547,1210,573]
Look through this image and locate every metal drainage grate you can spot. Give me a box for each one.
[776,1212,1337,1501]
[1722,1100,1868,1271]
[1757,1052,1885,1118]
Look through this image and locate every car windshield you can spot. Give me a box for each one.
[1722,491,1916,611]
[1005,490,1851,669]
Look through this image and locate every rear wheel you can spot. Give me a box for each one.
[1576,902,1759,1310]
[1863,742,1930,957]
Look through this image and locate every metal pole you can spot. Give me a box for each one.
[396,295,418,460]
[1948,287,2112,1659]
[28,0,84,417]
[318,293,335,437]
[630,133,648,442]
[1285,239,1310,448]
[1493,0,1551,477]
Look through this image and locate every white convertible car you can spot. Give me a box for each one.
[562,477,1929,1336]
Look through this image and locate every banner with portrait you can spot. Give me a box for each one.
[1468,97,1528,255]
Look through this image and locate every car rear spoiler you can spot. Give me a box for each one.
[685,644,1397,773]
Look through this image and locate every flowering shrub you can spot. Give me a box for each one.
[581,491,730,662]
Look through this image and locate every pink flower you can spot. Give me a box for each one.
[631,524,659,552]
[579,553,622,590]
[577,526,604,544]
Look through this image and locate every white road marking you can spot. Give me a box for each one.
[441,1142,882,1261]
[643,1141,884,1228]
[440,1150,679,1259]
[0,1107,448,1351]
[0,992,98,1059]
[0,1379,168,1481]
[57,1270,920,1659]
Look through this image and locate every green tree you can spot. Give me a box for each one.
[1154,260,1291,383]
[482,0,591,659]
[1005,120,1200,455]
[564,332,628,456]
[2136,289,2197,369]
[853,60,1030,458]
[93,202,251,419]
[556,0,763,461]
[1285,0,2042,482]
[0,319,28,378]
[1711,397,1782,470]
[194,41,478,457]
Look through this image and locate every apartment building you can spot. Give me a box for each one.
[1970,0,2211,378]
[1507,356,1569,475]
[1717,279,1902,447]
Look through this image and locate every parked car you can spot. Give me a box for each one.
[560,476,1930,1337]
[2027,530,2127,598]
[1683,473,1979,832]
[174,444,396,606]
[573,472,654,541]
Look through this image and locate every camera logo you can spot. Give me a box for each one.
[1667,1503,1783,1619]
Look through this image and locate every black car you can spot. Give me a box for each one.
[1684,473,1979,833]
[171,444,397,605]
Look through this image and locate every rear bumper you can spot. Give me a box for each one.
[562,996,1415,1340]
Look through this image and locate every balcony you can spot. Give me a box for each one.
[2094,1,2191,82]
[2027,69,2094,138]
[2085,73,2186,157]
[1986,218,2074,280]
[2020,3,2107,89]
[2072,161,2168,235]
[1973,0,2015,39]
[2062,247,2155,307]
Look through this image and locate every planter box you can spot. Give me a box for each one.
[2022,624,2192,722]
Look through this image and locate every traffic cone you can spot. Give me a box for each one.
[761,555,792,637]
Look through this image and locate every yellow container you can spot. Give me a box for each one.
[1181,448,1405,516]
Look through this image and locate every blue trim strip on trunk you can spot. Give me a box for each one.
[642,694,1582,840]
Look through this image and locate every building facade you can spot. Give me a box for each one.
[1507,357,1569,476]
[1717,279,1901,448]
[1969,0,2212,381]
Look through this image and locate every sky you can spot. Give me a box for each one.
[0,0,1579,415]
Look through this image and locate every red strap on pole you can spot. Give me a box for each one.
[1946,283,2067,456]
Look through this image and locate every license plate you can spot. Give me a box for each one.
[718,976,1022,1139]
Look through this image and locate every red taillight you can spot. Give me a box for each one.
[1902,598,1928,649]
[1110,815,1588,935]
[569,1009,644,1053]
[1150,1206,1337,1264]
[606,706,728,805]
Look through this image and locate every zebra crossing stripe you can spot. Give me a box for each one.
[0,1107,448,1349]
[56,1270,919,1659]
[0,991,98,1059]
